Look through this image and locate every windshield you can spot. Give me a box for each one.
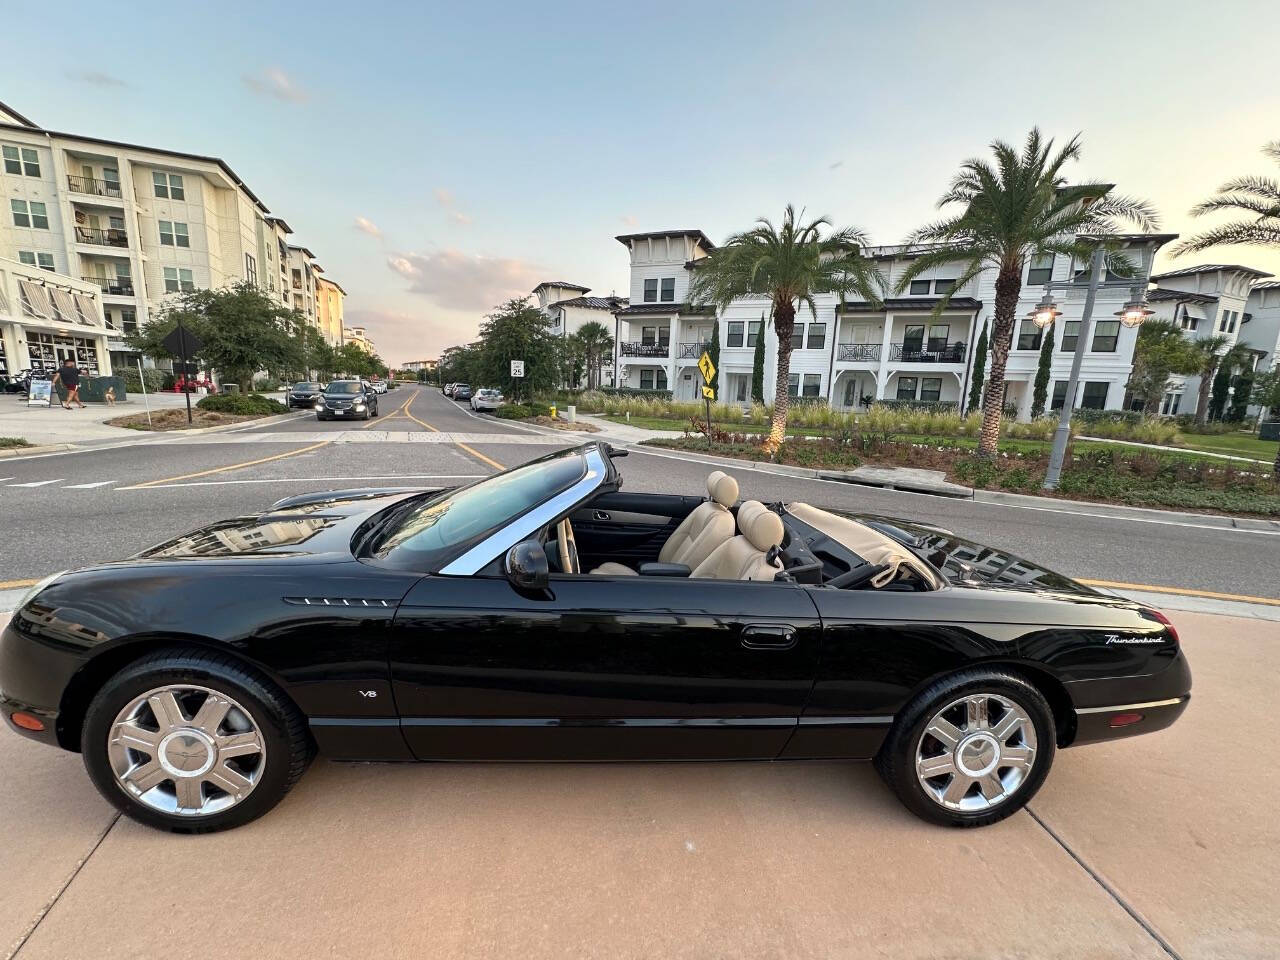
[293,382,321,391]
[325,381,363,395]
[367,453,586,570]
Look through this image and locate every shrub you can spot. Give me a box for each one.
[875,399,959,413]
[196,393,286,416]
[493,404,536,419]
[121,367,167,393]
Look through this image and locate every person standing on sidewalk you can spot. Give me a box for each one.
[51,358,86,409]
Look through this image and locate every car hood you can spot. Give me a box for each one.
[127,488,438,561]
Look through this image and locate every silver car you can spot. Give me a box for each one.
[470,388,504,411]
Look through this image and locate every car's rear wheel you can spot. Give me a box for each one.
[81,650,311,833]
[875,669,1055,828]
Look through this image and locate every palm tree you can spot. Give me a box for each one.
[1174,142,1280,255]
[1189,335,1230,425]
[897,129,1158,457]
[575,320,614,391]
[688,205,884,451]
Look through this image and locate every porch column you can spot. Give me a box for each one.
[876,313,894,397]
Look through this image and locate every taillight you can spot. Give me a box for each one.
[1140,607,1179,645]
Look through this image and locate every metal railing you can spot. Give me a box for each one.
[74,226,128,248]
[620,341,670,357]
[67,175,123,198]
[889,342,966,362]
[677,341,711,358]
[837,343,882,361]
[82,276,135,296]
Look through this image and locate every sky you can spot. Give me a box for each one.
[6,0,1279,365]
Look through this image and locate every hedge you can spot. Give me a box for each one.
[196,394,286,416]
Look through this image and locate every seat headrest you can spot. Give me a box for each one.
[737,500,784,552]
[706,470,738,508]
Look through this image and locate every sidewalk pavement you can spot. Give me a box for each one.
[0,391,194,446]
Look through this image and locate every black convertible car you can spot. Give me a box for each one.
[0,442,1190,833]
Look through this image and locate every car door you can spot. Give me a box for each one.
[389,572,822,762]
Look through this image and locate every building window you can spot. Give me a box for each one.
[38,252,54,270]
[639,369,667,391]
[802,373,821,397]
[1091,320,1119,352]
[1180,308,1198,332]
[1080,381,1109,409]
[16,251,51,270]
[640,370,653,389]
[726,321,744,347]
[159,220,173,245]
[1051,381,1068,411]
[790,324,805,350]
[787,373,800,397]
[927,324,949,352]
[641,326,656,346]
[174,222,189,247]
[1016,320,1042,351]
[153,172,185,199]
[1219,309,1238,333]
[11,199,48,229]
[896,376,918,400]
[1058,320,1078,352]
[643,278,657,302]
[121,308,138,335]
[920,377,942,402]
[3,146,39,176]
[909,280,930,295]
[902,324,925,350]
[163,267,195,293]
[843,379,859,406]
[807,323,827,350]
[1026,253,1053,286]
[660,277,675,302]
[747,320,762,347]
[245,253,257,286]
[933,279,956,294]
[1160,392,1181,416]
[159,221,190,247]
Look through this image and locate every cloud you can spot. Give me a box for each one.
[344,308,472,367]
[619,215,638,227]
[450,212,472,226]
[829,160,844,170]
[387,249,542,311]
[66,70,128,88]
[434,188,455,208]
[354,216,382,237]
[434,188,473,226]
[242,68,309,103]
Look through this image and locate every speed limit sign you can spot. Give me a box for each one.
[510,360,525,378]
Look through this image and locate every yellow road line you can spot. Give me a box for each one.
[0,578,38,589]
[127,440,332,489]
[1080,578,1280,607]
[402,391,505,471]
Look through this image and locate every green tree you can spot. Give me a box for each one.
[1126,319,1201,414]
[688,205,885,451]
[1030,322,1055,418]
[575,320,615,391]
[897,129,1157,456]
[477,297,558,399]
[557,334,586,390]
[750,315,766,404]
[967,320,989,414]
[1188,336,1231,425]
[1174,141,1280,255]
[129,282,301,392]
[707,322,721,399]
[1251,370,1280,478]
[1209,344,1257,421]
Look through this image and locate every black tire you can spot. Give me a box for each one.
[875,669,1055,828]
[81,649,312,834]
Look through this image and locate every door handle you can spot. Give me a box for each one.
[740,624,797,650]
[593,510,611,521]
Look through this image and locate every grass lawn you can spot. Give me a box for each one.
[1174,432,1278,462]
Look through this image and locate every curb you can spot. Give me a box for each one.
[0,443,77,459]
[972,488,1280,532]
[0,410,310,457]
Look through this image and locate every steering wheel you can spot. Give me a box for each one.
[556,518,580,574]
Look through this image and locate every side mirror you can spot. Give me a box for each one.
[505,540,549,591]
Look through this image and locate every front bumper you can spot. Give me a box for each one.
[0,615,79,749]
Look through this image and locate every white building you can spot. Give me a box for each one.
[1245,281,1280,374]
[0,254,111,378]
[533,281,627,387]
[0,101,337,374]
[1146,264,1274,416]
[343,325,376,354]
[610,228,1174,416]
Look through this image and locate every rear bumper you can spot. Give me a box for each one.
[1072,695,1190,745]
[1066,646,1192,745]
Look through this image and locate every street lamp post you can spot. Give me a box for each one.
[1040,242,1155,490]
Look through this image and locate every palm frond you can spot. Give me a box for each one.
[1171,222,1280,255]
[1189,194,1280,219]
[1214,175,1280,203]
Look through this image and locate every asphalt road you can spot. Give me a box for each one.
[1,383,1277,598]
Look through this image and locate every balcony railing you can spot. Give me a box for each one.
[837,343,882,362]
[67,175,123,199]
[74,226,128,248]
[677,341,711,358]
[82,276,135,296]
[620,341,670,358]
[890,342,967,363]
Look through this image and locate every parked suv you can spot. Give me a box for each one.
[287,381,325,408]
[452,383,472,401]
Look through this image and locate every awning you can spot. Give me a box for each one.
[50,288,81,325]
[72,293,101,327]
[18,280,53,320]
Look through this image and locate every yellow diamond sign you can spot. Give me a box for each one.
[697,351,716,384]
[701,384,715,401]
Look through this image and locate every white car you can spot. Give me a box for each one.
[370,380,388,394]
[470,388,504,412]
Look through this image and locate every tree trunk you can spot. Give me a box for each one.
[1195,362,1216,425]
[766,301,795,455]
[1274,439,1279,480]
[977,266,1021,457]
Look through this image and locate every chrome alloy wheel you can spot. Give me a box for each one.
[914,693,1037,813]
[107,684,267,817]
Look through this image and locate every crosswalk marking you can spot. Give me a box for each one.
[7,479,65,487]
[62,481,117,489]
[161,431,573,445]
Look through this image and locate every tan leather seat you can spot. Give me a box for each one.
[690,500,785,581]
[785,502,941,589]
[591,471,739,576]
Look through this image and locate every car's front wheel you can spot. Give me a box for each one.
[81,650,312,833]
[875,669,1055,828]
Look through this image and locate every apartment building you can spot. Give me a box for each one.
[343,325,376,354]
[611,228,1173,417]
[315,272,345,346]
[0,254,110,378]
[533,281,627,386]
[0,101,343,374]
[401,358,437,373]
